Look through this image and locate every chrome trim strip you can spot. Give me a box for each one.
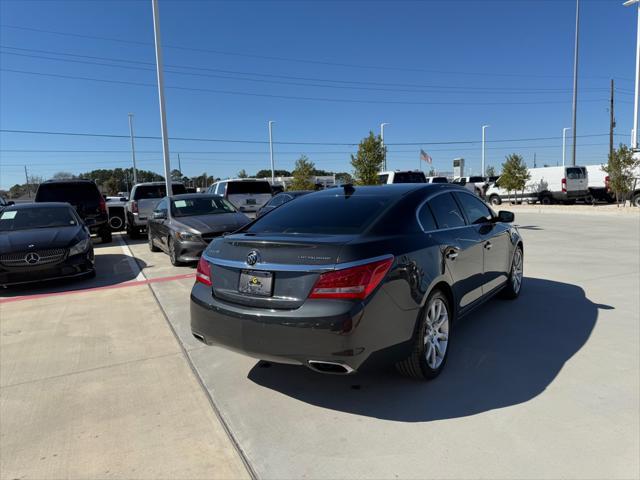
[202,252,393,273]
[307,360,355,375]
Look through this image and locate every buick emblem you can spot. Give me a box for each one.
[246,250,260,266]
[25,252,40,265]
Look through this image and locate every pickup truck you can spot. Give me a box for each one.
[125,182,187,238]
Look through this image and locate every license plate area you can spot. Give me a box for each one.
[246,198,256,205]
[238,270,273,296]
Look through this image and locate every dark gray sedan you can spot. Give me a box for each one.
[191,184,523,380]
[148,194,250,265]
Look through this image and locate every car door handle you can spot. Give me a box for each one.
[484,241,492,250]
[445,247,460,260]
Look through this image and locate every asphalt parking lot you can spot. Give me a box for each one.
[1,210,639,479]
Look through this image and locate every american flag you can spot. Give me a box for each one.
[420,149,432,164]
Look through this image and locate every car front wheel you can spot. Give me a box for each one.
[168,237,183,266]
[148,230,160,252]
[501,246,523,299]
[396,290,451,380]
[489,195,501,206]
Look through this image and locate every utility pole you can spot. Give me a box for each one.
[380,123,390,170]
[482,125,490,176]
[534,152,537,168]
[24,165,31,198]
[571,0,580,166]
[268,121,275,184]
[128,113,138,185]
[177,153,182,175]
[151,0,173,199]
[610,79,616,160]
[562,127,571,166]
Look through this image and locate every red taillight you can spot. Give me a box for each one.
[131,201,138,214]
[99,196,107,214]
[196,257,212,286]
[605,176,611,191]
[561,178,567,193]
[309,256,394,300]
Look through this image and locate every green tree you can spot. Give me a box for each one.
[334,172,353,185]
[500,154,531,203]
[52,171,75,180]
[170,169,183,181]
[290,155,316,190]
[255,169,291,178]
[603,144,640,206]
[427,167,436,176]
[486,165,497,177]
[351,131,385,185]
[237,169,248,179]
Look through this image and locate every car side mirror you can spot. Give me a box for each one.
[153,210,167,220]
[85,218,96,227]
[497,210,514,223]
[7,201,14,206]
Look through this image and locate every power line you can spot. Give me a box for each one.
[0,128,622,146]
[1,23,632,81]
[0,68,610,106]
[0,45,613,95]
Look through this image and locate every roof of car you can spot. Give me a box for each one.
[134,182,184,187]
[281,190,313,197]
[41,179,95,184]
[2,202,72,210]
[215,178,270,183]
[312,183,464,198]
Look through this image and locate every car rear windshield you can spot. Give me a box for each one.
[468,176,485,183]
[245,194,393,235]
[36,183,100,206]
[133,184,187,200]
[226,181,272,195]
[431,177,448,183]
[566,167,586,179]
[0,207,77,231]
[172,197,236,217]
[392,172,426,183]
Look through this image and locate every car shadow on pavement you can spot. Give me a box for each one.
[248,277,610,422]
[0,254,147,298]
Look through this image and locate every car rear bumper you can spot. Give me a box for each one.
[0,251,95,286]
[189,282,417,372]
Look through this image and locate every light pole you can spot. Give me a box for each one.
[128,113,138,185]
[151,0,173,199]
[624,0,640,150]
[380,123,390,170]
[268,121,275,184]
[562,127,571,166]
[481,125,490,176]
[571,0,580,165]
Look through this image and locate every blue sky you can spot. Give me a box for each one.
[0,0,636,189]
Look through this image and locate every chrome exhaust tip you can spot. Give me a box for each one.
[307,360,355,375]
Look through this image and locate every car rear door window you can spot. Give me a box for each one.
[454,192,492,224]
[417,203,438,231]
[566,167,586,179]
[393,172,427,183]
[227,181,272,195]
[429,193,466,229]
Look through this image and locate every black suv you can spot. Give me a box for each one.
[35,179,112,243]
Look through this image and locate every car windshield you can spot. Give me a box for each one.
[0,207,77,231]
[36,183,100,206]
[393,172,426,183]
[226,181,272,195]
[431,177,448,183]
[133,184,187,200]
[171,197,237,217]
[246,194,393,235]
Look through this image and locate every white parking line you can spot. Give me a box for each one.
[116,234,146,282]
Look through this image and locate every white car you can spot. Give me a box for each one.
[425,176,449,184]
[378,170,427,184]
[485,166,589,205]
[207,179,273,218]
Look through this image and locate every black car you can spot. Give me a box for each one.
[0,203,95,287]
[35,179,112,243]
[147,194,250,266]
[256,190,313,217]
[190,183,523,380]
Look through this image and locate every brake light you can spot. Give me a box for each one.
[561,178,567,193]
[99,196,107,214]
[131,200,138,214]
[605,176,610,191]
[196,257,212,286]
[309,256,394,300]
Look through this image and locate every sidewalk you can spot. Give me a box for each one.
[0,246,250,479]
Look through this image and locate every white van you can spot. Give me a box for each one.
[207,179,272,217]
[378,170,427,184]
[485,166,589,205]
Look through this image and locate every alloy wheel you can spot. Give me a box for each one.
[511,248,523,293]
[423,298,449,370]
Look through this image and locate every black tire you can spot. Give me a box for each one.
[501,246,523,300]
[148,230,160,252]
[109,215,124,231]
[396,289,452,380]
[540,195,553,205]
[99,228,112,244]
[489,195,501,206]
[632,192,640,208]
[168,237,183,266]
